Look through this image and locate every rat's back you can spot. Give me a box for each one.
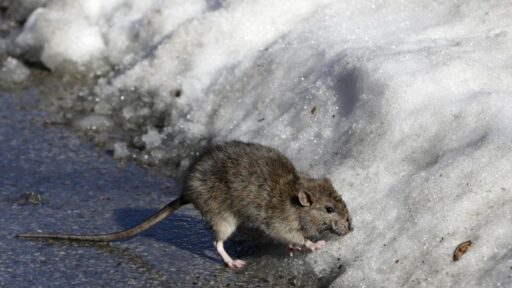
[183,141,299,227]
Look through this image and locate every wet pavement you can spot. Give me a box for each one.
[0,78,339,287]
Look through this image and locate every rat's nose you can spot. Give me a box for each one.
[332,221,351,236]
[341,221,353,235]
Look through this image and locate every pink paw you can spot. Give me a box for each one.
[225,259,246,268]
[305,240,326,252]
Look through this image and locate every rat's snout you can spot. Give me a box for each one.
[331,219,352,236]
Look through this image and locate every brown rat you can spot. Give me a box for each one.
[17,141,352,268]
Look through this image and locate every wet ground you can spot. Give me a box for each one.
[0,75,340,287]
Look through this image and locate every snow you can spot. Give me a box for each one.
[16,0,207,73]
[75,114,113,131]
[8,0,512,286]
[0,56,30,83]
[142,128,163,149]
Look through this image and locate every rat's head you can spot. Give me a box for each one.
[296,177,352,238]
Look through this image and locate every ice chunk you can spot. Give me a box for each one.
[0,56,30,83]
[142,128,163,149]
[113,142,129,159]
[17,8,107,73]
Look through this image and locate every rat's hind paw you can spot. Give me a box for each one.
[225,259,246,268]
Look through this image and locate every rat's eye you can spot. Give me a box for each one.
[325,206,335,214]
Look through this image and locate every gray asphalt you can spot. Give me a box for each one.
[0,76,337,287]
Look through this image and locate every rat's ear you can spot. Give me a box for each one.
[323,177,333,185]
[298,190,313,207]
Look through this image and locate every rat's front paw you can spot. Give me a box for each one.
[288,245,303,256]
[304,240,326,252]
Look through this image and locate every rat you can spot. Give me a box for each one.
[17,141,352,268]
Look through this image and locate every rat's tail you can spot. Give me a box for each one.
[16,195,189,242]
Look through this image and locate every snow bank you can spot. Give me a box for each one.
[11,0,512,286]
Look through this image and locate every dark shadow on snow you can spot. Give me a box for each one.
[333,67,360,118]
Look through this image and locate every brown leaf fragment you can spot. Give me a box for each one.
[42,119,69,128]
[453,240,472,261]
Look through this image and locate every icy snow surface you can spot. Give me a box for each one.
[13,0,512,286]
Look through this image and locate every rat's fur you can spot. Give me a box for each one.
[18,141,352,268]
